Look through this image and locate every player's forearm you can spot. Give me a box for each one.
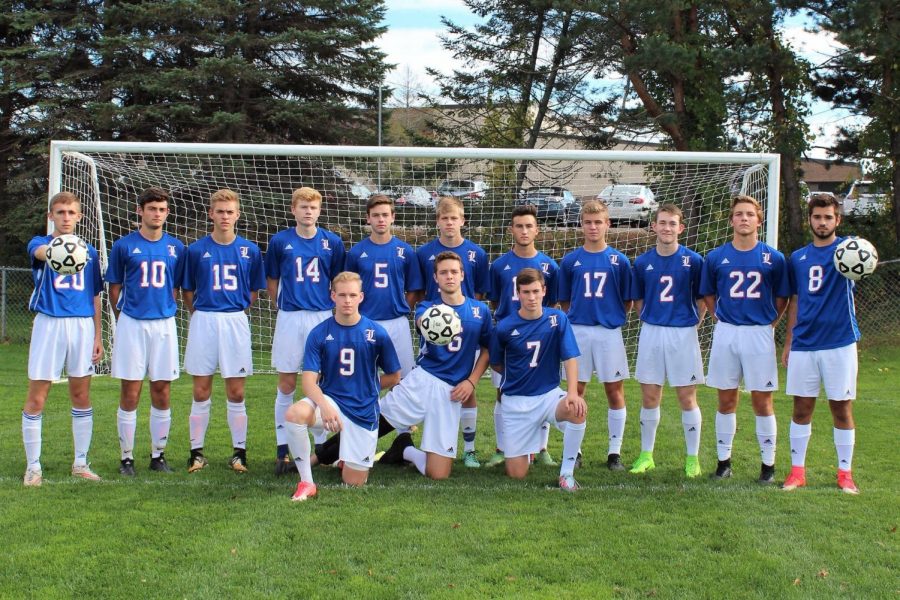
[92,296,102,341]
[783,296,798,344]
[469,348,491,382]
[703,295,717,320]
[380,371,401,390]
[33,245,49,262]
[562,358,578,390]
[774,296,789,324]
[559,301,570,313]
[301,372,327,406]
[108,284,122,319]
[266,279,278,306]
[182,290,195,313]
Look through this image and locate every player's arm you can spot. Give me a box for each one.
[624,299,634,314]
[108,283,122,320]
[632,299,642,315]
[451,346,490,403]
[266,277,279,307]
[559,300,570,313]
[249,291,258,307]
[562,357,586,417]
[703,295,717,321]
[92,294,104,363]
[380,370,401,390]
[301,369,342,432]
[406,290,423,309]
[781,294,798,367]
[32,244,49,262]
[696,298,707,324]
[773,296,789,325]
[182,290,195,313]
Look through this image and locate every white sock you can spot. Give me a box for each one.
[540,421,550,451]
[117,407,137,460]
[461,407,477,452]
[681,407,702,456]
[274,389,294,446]
[285,421,314,483]
[834,427,855,471]
[756,415,777,466]
[715,411,736,461]
[22,412,42,469]
[71,407,93,467]
[403,445,427,475]
[560,421,586,477]
[639,407,660,453]
[789,421,811,467]
[149,407,171,458]
[493,401,504,453]
[226,401,248,450]
[189,398,211,450]
[608,407,627,454]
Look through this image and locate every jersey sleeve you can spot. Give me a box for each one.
[632,257,645,301]
[557,256,572,302]
[699,251,717,297]
[87,246,102,297]
[488,327,505,368]
[377,329,402,375]
[478,306,494,349]
[617,256,632,301]
[27,236,47,267]
[302,326,324,373]
[105,240,125,284]
[545,261,560,305]
[691,254,704,299]
[173,240,187,290]
[773,252,791,298]
[487,262,500,302]
[474,248,490,295]
[558,314,581,361]
[345,247,359,275]
[264,235,281,279]
[181,246,197,291]
[331,233,347,273]
[787,252,799,296]
[250,246,266,291]
[404,245,424,292]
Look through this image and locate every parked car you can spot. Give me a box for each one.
[349,183,373,201]
[436,179,489,200]
[841,180,888,216]
[517,186,579,225]
[596,184,658,226]
[380,186,435,208]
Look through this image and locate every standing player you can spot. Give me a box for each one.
[490,268,587,491]
[416,196,490,467]
[377,251,493,478]
[631,204,706,477]
[558,200,633,471]
[22,191,103,486]
[106,187,185,476]
[486,204,560,468]
[781,195,861,494]
[265,187,345,474]
[701,195,790,483]
[181,189,266,473]
[283,272,401,501]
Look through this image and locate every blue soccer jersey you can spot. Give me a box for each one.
[28,235,102,318]
[558,246,633,328]
[788,238,860,351]
[346,236,424,320]
[182,235,265,312]
[488,251,559,321]
[416,238,489,301]
[105,231,186,320]
[415,297,493,386]
[265,227,345,311]
[632,245,704,327]
[303,316,402,430]
[490,307,580,397]
[700,242,790,325]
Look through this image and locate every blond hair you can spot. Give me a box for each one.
[49,191,81,212]
[332,271,363,290]
[580,199,608,219]
[436,196,464,217]
[731,195,762,220]
[210,188,240,208]
[291,187,322,207]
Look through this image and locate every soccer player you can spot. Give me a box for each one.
[265,187,345,474]
[283,272,401,501]
[631,204,706,477]
[22,191,104,486]
[490,268,587,491]
[181,189,266,473]
[377,251,493,478]
[700,195,790,483]
[558,200,633,471]
[781,195,862,494]
[416,196,490,467]
[486,204,560,468]
[106,187,185,476]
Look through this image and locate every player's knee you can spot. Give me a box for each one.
[341,465,369,487]
[285,402,314,424]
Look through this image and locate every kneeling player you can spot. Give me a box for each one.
[490,268,587,491]
[378,251,492,479]
[283,272,401,500]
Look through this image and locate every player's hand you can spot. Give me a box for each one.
[319,403,343,432]
[781,347,790,368]
[565,393,587,419]
[450,379,475,403]
[92,339,104,363]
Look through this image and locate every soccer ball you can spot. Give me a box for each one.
[46,234,88,275]
[833,237,878,281]
[419,304,462,346]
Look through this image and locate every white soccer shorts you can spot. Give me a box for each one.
[786,343,857,401]
[28,313,95,380]
[184,310,253,378]
[111,313,179,381]
[500,387,567,458]
[377,315,415,376]
[572,324,629,383]
[271,309,331,373]
[301,396,378,470]
[380,366,462,458]
[635,323,705,387]
[706,321,778,392]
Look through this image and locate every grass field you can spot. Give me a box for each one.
[0,341,896,598]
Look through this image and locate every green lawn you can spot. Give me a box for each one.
[0,342,896,598]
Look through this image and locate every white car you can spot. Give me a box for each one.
[842,180,888,216]
[596,184,658,226]
[436,179,489,200]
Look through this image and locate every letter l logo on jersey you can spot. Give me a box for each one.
[240,246,249,258]
[365,329,376,343]
[762,252,771,265]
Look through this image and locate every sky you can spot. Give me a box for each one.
[375,1,864,160]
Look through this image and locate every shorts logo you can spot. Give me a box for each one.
[610,255,619,265]
[362,456,370,463]
[365,329,376,343]
[540,262,550,274]
[467,250,476,263]
[168,245,177,257]
[549,314,558,328]
[396,247,405,259]
[240,246,249,259]
[762,252,772,265]
[682,256,691,267]
[322,239,330,250]
[471,306,481,319]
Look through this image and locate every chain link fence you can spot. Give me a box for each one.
[1,267,33,344]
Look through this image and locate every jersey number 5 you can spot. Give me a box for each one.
[212,264,238,291]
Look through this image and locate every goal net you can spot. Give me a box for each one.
[50,142,779,375]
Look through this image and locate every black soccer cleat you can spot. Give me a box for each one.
[149,454,173,473]
[274,456,298,476]
[119,458,136,477]
[606,453,624,471]
[378,432,413,465]
[575,451,584,470]
[758,462,776,485]
[711,459,733,480]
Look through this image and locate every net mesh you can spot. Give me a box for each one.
[58,146,774,374]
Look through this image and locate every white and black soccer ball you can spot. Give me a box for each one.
[46,234,88,275]
[833,237,878,281]
[419,304,462,346]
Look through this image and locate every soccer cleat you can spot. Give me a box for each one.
[462,450,481,468]
[575,451,584,470]
[685,455,701,478]
[187,452,208,473]
[72,464,102,481]
[758,463,776,485]
[274,456,297,476]
[23,467,42,487]
[378,432,413,465]
[229,451,248,473]
[149,454,173,473]
[837,469,859,495]
[535,449,557,466]
[606,453,624,471]
[291,481,318,502]
[485,451,505,467]
[711,459,733,480]
[119,458,136,477]
[629,451,656,474]
[558,474,580,492]
[782,466,806,491]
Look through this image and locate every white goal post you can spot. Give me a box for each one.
[48,140,780,374]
